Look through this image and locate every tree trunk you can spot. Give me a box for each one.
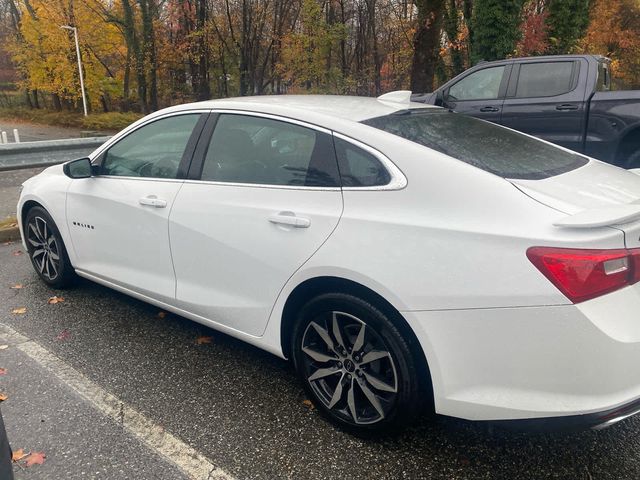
[139,0,158,110]
[410,0,445,93]
[196,0,211,100]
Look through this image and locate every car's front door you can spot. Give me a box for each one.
[441,64,511,124]
[169,112,344,336]
[66,112,206,301]
[500,59,587,152]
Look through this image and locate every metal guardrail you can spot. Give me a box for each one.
[0,137,110,172]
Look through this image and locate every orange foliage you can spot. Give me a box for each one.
[580,0,640,88]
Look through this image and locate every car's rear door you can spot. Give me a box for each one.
[66,112,207,301]
[168,112,344,336]
[500,58,588,152]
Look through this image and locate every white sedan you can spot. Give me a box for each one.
[18,92,640,432]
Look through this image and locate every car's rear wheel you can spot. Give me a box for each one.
[292,293,424,432]
[24,206,76,288]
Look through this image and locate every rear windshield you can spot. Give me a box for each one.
[362,110,588,180]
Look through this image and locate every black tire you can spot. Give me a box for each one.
[291,292,426,432]
[625,149,640,169]
[24,206,76,289]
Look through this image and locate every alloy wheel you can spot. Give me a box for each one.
[301,311,398,425]
[27,216,60,281]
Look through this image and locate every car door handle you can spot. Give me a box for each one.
[479,106,500,112]
[556,104,579,111]
[268,212,311,228]
[139,196,167,208]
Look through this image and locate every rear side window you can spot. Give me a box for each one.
[515,62,576,98]
[362,110,588,180]
[200,114,339,187]
[334,138,390,187]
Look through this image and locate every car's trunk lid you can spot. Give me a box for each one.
[510,160,640,247]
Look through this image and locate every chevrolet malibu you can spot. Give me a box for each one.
[18,92,640,432]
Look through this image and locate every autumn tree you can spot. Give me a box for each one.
[278,0,346,92]
[515,0,549,56]
[11,0,125,112]
[580,0,640,89]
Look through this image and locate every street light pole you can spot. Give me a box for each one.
[60,25,88,116]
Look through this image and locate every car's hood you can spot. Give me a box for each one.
[510,160,640,216]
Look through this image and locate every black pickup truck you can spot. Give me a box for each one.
[413,55,640,168]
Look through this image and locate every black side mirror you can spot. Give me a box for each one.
[435,89,446,107]
[63,157,92,179]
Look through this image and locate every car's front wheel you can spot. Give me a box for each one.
[292,293,425,432]
[24,206,76,288]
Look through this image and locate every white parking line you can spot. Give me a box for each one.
[0,323,236,480]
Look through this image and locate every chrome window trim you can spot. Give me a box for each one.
[209,109,332,135]
[90,175,184,184]
[332,132,407,191]
[89,107,406,191]
[89,109,211,162]
[182,179,341,191]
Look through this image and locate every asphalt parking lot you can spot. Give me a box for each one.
[2,242,640,479]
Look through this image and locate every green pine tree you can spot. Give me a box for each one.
[547,0,591,53]
[471,0,525,63]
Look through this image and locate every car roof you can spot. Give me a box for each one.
[157,94,436,127]
[475,54,609,65]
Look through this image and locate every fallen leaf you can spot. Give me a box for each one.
[12,250,23,256]
[0,393,7,401]
[3,241,14,246]
[11,449,27,462]
[302,399,315,410]
[11,307,26,315]
[157,311,167,319]
[0,345,7,350]
[0,368,6,375]
[55,330,70,341]
[195,335,213,345]
[10,284,23,289]
[25,451,46,467]
[47,296,64,304]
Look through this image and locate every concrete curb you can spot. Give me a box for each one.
[0,226,20,243]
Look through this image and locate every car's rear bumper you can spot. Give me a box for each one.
[487,395,640,432]
[404,284,640,426]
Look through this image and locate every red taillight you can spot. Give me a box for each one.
[527,247,640,303]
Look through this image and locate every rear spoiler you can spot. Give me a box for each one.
[554,204,640,228]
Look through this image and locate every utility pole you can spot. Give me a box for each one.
[60,25,88,116]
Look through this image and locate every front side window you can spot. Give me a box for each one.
[362,110,588,180]
[200,114,339,187]
[448,66,505,101]
[515,62,575,98]
[101,114,200,179]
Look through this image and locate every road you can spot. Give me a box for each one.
[2,243,640,479]
[0,168,44,220]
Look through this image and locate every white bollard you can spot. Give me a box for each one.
[0,131,7,144]
[13,129,20,143]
